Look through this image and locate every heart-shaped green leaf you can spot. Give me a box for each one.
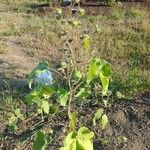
[101,114,108,130]
[41,101,49,114]
[93,109,104,126]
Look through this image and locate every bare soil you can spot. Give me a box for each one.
[0,91,149,150]
[0,36,58,79]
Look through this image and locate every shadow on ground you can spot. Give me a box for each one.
[0,76,28,91]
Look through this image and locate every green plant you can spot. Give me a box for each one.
[92,109,108,130]
[25,60,60,118]
[56,86,70,106]
[26,56,111,118]
[33,130,52,150]
[60,127,94,150]
[87,58,112,96]
[69,112,76,131]
[7,108,24,132]
[64,57,111,116]
[25,84,54,116]
[24,9,112,149]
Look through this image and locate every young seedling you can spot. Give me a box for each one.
[25,84,54,118]
[93,109,108,130]
[7,108,24,132]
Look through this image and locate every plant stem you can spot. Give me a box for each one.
[67,68,74,117]
[68,90,73,117]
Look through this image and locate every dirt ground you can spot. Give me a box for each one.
[1,91,149,150]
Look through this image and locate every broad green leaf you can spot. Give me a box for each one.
[101,63,111,78]
[26,95,42,106]
[87,58,111,96]
[26,85,54,105]
[60,132,77,150]
[49,104,59,114]
[99,72,109,96]
[61,139,77,150]
[57,88,69,106]
[92,109,104,126]
[59,92,69,106]
[65,131,77,143]
[77,127,94,150]
[75,88,90,99]
[14,108,24,120]
[101,114,108,130]
[84,34,90,49]
[77,127,94,141]
[30,85,54,97]
[33,130,47,150]
[99,61,111,96]
[76,139,86,150]
[69,112,76,131]
[87,59,97,84]
[41,101,49,114]
[77,139,93,150]
[87,58,103,83]
[60,127,94,150]
[93,58,103,75]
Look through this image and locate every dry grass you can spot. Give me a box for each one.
[0,0,149,96]
[0,41,8,54]
[0,12,26,36]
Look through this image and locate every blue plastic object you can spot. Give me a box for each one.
[35,70,53,85]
